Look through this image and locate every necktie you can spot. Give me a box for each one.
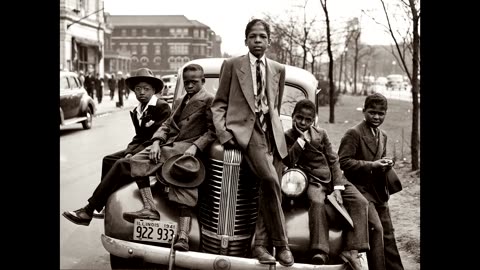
[256,59,267,132]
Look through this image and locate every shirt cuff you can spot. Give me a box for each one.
[334,185,345,190]
[296,137,306,148]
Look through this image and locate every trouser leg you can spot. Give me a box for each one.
[366,202,386,270]
[341,183,370,252]
[101,150,126,180]
[307,183,329,254]
[376,203,404,270]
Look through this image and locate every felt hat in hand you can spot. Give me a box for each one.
[161,154,206,188]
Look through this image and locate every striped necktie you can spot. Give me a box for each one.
[256,59,267,132]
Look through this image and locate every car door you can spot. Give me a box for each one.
[68,75,83,117]
[60,74,75,119]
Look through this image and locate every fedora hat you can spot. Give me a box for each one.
[326,194,354,229]
[126,68,164,93]
[161,154,206,188]
[386,167,402,195]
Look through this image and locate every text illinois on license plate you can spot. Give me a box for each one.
[133,219,177,244]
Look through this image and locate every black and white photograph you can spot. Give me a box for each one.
[60,0,420,269]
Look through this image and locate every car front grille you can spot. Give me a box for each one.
[199,148,259,257]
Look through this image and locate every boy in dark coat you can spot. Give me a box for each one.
[338,93,404,270]
[283,99,368,269]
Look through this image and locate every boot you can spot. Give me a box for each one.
[123,187,160,223]
[173,216,191,251]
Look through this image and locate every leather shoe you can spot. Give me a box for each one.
[276,246,294,267]
[311,252,329,265]
[173,238,189,251]
[339,250,363,270]
[252,246,275,265]
[62,208,93,226]
[123,208,160,223]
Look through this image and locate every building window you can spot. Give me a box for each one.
[200,46,205,55]
[193,29,199,38]
[183,56,190,63]
[132,29,137,36]
[155,29,160,36]
[131,56,139,63]
[121,44,127,52]
[169,43,188,55]
[155,45,161,55]
[141,45,148,55]
[131,44,137,55]
[142,29,147,36]
[200,30,205,38]
[192,46,199,55]
[183,28,188,37]
[153,56,161,66]
[140,57,149,66]
[121,29,127,37]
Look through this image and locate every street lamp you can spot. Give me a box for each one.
[391,60,396,74]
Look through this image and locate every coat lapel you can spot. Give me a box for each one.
[360,121,378,156]
[236,55,256,113]
[130,110,140,130]
[265,59,280,107]
[178,89,207,121]
[374,129,385,160]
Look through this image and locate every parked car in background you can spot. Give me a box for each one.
[158,74,177,103]
[60,70,96,129]
[386,74,406,90]
[101,58,355,270]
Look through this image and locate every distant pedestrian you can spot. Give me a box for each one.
[108,73,117,101]
[124,73,131,100]
[78,70,85,87]
[95,73,103,104]
[117,71,125,107]
[84,72,95,99]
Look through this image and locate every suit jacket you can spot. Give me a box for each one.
[151,87,216,164]
[284,126,345,188]
[337,120,391,203]
[211,55,287,158]
[126,97,171,156]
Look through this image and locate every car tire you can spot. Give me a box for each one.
[82,107,93,129]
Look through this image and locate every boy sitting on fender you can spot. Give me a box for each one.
[122,64,216,251]
[283,99,369,269]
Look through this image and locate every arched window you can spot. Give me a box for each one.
[153,56,161,66]
[140,57,149,66]
[131,56,139,63]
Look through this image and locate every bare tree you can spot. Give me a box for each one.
[363,0,420,170]
[319,0,336,123]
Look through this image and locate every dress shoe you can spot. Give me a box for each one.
[252,246,276,265]
[62,208,93,226]
[339,250,363,270]
[276,246,294,267]
[123,208,160,223]
[173,238,189,251]
[311,252,329,265]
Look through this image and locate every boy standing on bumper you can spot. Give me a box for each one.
[210,18,293,267]
[338,93,404,270]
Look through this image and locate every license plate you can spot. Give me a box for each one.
[133,219,177,244]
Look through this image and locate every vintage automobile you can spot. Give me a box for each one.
[101,58,357,269]
[60,70,96,129]
[159,74,177,103]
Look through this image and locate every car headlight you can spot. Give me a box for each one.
[281,168,307,197]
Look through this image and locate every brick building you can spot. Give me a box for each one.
[106,15,222,77]
[60,0,105,76]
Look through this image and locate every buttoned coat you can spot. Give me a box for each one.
[284,126,346,189]
[130,87,216,178]
[126,97,171,156]
[338,120,391,203]
[211,55,288,159]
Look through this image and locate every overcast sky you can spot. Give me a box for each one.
[103,0,404,56]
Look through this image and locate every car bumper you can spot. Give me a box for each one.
[101,234,347,270]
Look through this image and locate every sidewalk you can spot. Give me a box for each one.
[93,93,138,117]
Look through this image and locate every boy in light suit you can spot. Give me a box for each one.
[210,18,293,267]
[338,93,404,270]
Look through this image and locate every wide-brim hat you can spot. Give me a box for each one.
[326,194,354,229]
[161,154,206,188]
[126,68,164,93]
